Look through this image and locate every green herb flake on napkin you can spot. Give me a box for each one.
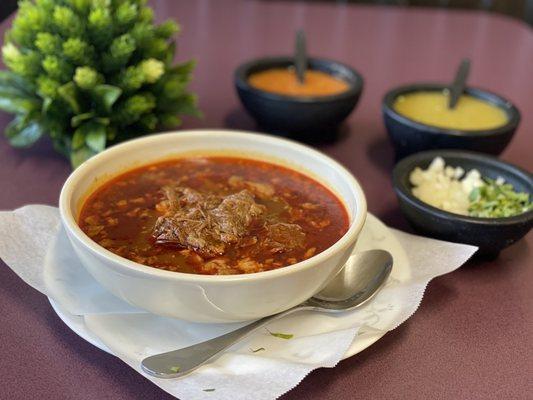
[266,329,293,340]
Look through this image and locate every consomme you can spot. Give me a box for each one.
[79,157,349,275]
[393,91,508,131]
[248,68,349,97]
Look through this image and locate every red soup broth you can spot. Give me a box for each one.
[78,157,349,275]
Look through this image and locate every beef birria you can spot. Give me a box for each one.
[153,186,305,257]
[78,157,349,275]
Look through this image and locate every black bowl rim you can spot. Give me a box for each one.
[382,83,521,137]
[234,56,364,104]
[392,149,533,226]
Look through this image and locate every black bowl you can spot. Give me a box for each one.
[392,150,533,256]
[235,56,363,142]
[383,83,520,160]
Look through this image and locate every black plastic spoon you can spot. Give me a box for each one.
[448,58,471,109]
[294,29,307,84]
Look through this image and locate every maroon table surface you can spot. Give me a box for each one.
[1,1,532,399]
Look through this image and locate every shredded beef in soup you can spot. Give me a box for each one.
[78,157,349,275]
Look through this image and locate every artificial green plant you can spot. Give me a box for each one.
[1,0,198,167]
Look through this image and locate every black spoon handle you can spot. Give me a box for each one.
[294,29,307,84]
[448,58,471,109]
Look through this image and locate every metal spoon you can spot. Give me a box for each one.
[294,29,307,84]
[448,58,471,109]
[141,249,393,379]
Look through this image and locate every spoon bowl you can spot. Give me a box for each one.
[141,249,393,379]
[307,249,393,309]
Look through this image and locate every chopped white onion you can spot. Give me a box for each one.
[409,157,484,215]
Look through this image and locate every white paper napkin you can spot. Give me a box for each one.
[0,205,477,400]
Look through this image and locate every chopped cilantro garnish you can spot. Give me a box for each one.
[169,366,180,373]
[468,178,532,218]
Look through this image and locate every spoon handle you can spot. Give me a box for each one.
[141,304,312,379]
[448,58,470,109]
[294,29,307,84]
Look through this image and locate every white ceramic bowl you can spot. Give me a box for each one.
[60,130,367,322]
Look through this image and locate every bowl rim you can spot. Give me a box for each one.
[382,83,521,137]
[234,55,364,103]
[59,129,368,284]
[392,149,533,226]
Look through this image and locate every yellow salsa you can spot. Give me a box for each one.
[393,91,508,131]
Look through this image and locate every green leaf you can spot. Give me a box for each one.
[106,126,117,140]
[94,117,110,126]
[45,119,66,141]
[159,113,181,128]
[85,123,106,152]
[158,93,199,117]
[0,85,32,98]
[164,41,176,66]
[5,117,43,147]
[73,121,107,153]
[0,70,34,95]
[70,145,96,169]
[169,366,180,373]
[0,94,39,114]
[52,138,69,158]
[72,127,86,150]
[57,82,80,113]
[92,84,122,112]
[203,389,215,392]
[71,112,95,128]
[168,60,196,76]
[0,82,40,114]
[42,97,53,113]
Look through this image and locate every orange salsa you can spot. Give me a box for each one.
[248,68,349,97]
